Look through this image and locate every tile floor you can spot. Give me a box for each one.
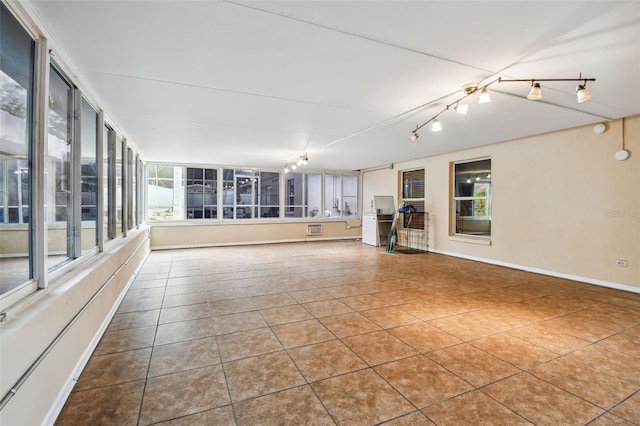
[56,241,640,425]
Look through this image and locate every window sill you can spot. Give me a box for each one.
[449,235,492,246]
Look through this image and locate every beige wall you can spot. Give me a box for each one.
[362,116,639,291]
[0,229,150,425]
[150,220,362,249]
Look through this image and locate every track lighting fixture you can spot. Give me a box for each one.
[478,87,491,104]
[454,102,468,115]
[527,82,543,100]
[576,84,592,103]
[408,73,595,142]
[283,153,309,173]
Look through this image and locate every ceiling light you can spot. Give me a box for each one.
[466,177,471,184]
[475,176,480,181]
[454,103,469,115]
[409,132,419,142]
[284,166,290,173]
[431,119,442,132]
[296,158,303,166]
[291,164,297,170]
[576,84,592,103]
[463,83,478,94]
[478,87,491,104]
[527,82,543,100]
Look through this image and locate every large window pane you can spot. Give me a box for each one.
[453,158,492,236]
[147,164,184,220]
[258,171,279,218]
[285,172,304,218]
[401,169,425,230]
[80,98,97,253]
[115,135,123,235]
[127,147,134,229]
[235,169,253,219]
[46,66,73,269]
[324,174,357,218]
[102,126,111,241]
[186,167,217,219]
[0,3,35,292]
[305,174,322,218]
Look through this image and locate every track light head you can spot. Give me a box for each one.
[284,166,290,173]
[478,87,491,104]
[576,84,592,103]
[527,82,543,100]
[431,118,442,132]
[454,103,469,115]
[409,132,419,143]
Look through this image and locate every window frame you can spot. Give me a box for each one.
[451,157,492,238]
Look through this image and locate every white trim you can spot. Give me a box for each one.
[429,248,640,294]
[151,236,360,251]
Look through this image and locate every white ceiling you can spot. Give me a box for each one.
[26,0,640,171]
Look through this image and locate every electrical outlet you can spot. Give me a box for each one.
[616,259,628,267]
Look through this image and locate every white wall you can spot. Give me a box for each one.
[362,117,640,291]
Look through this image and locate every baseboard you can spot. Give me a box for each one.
[151,236,360,251]
[428,248,640,295]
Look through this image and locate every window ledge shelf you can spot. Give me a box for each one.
[449,236,492,246]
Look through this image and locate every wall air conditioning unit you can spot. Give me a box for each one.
[306,224,323,236]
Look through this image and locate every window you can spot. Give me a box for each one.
[186,167,217,219]
[115,134,123,236]
[46,65,73,269]
[324,174,357,218]
[80,98,98,253]
[453,158,492,236]
[148,164,182,220]
[258,171,279,218]
[0,2,35,292]
[401,169,425,230]
[305,174,322,218]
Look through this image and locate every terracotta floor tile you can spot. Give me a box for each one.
[599,327,640,357]
[470,333,559,369]
[540,309,634,342]
[389,322,462,353]
[343,330,418,366]
[216,328,283,361]
[148,337,220,377]
[164,283,205,296]
[159,303,210,324]
[507,323,591,354]
[426,343,520,387]
[250,292,297,309]
[339,294,390,311]
[423,390,533,425]
[224,351,305,402]
[234,385,334,425]
[587,413,636,426]
[155,318,214,345]
[530,356,638,409]
[154,405,235,425]
[139,365,230,424]
[288,288,334,303]
[360,306,419,329]
[209,298,256,316]
[205,288,248,302]
[162,292,207,308]
[116,295,164,314]
[612,392,640,424]
[312,369,414,425]
[303,299,354,317]
[288,339,366,382]
[324,284,367,298]
[381,411,435,425]
[107,309,160,332]
[320,312,381,337]
[211,311,267,335]
[374,355,472,408]
[76,348,151,390]
[483,373,604,425]
[569,345,640,386]
[56,380,145,426]
[260,304,313,325]
[271,319,335,348]
[94,326,156,355]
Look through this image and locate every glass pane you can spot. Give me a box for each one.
[454,159,492,236]
[285,173,303,218]
[222,169,235,219]
[80,98,97,253]
[115,135,123,235]
[402,169,424,199]
[235,170,253,219]
[127,148,134,229]
[305,174,322,218]
[342,175,357,217]
[258,171,279,218]
[102,126,110,240]
[0,3,35,292]
[46,66,72,269]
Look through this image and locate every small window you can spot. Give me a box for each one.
[401,169,425,230]
[453,158,491,237]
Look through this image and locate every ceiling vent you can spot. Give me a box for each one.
[306,224,322,236]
